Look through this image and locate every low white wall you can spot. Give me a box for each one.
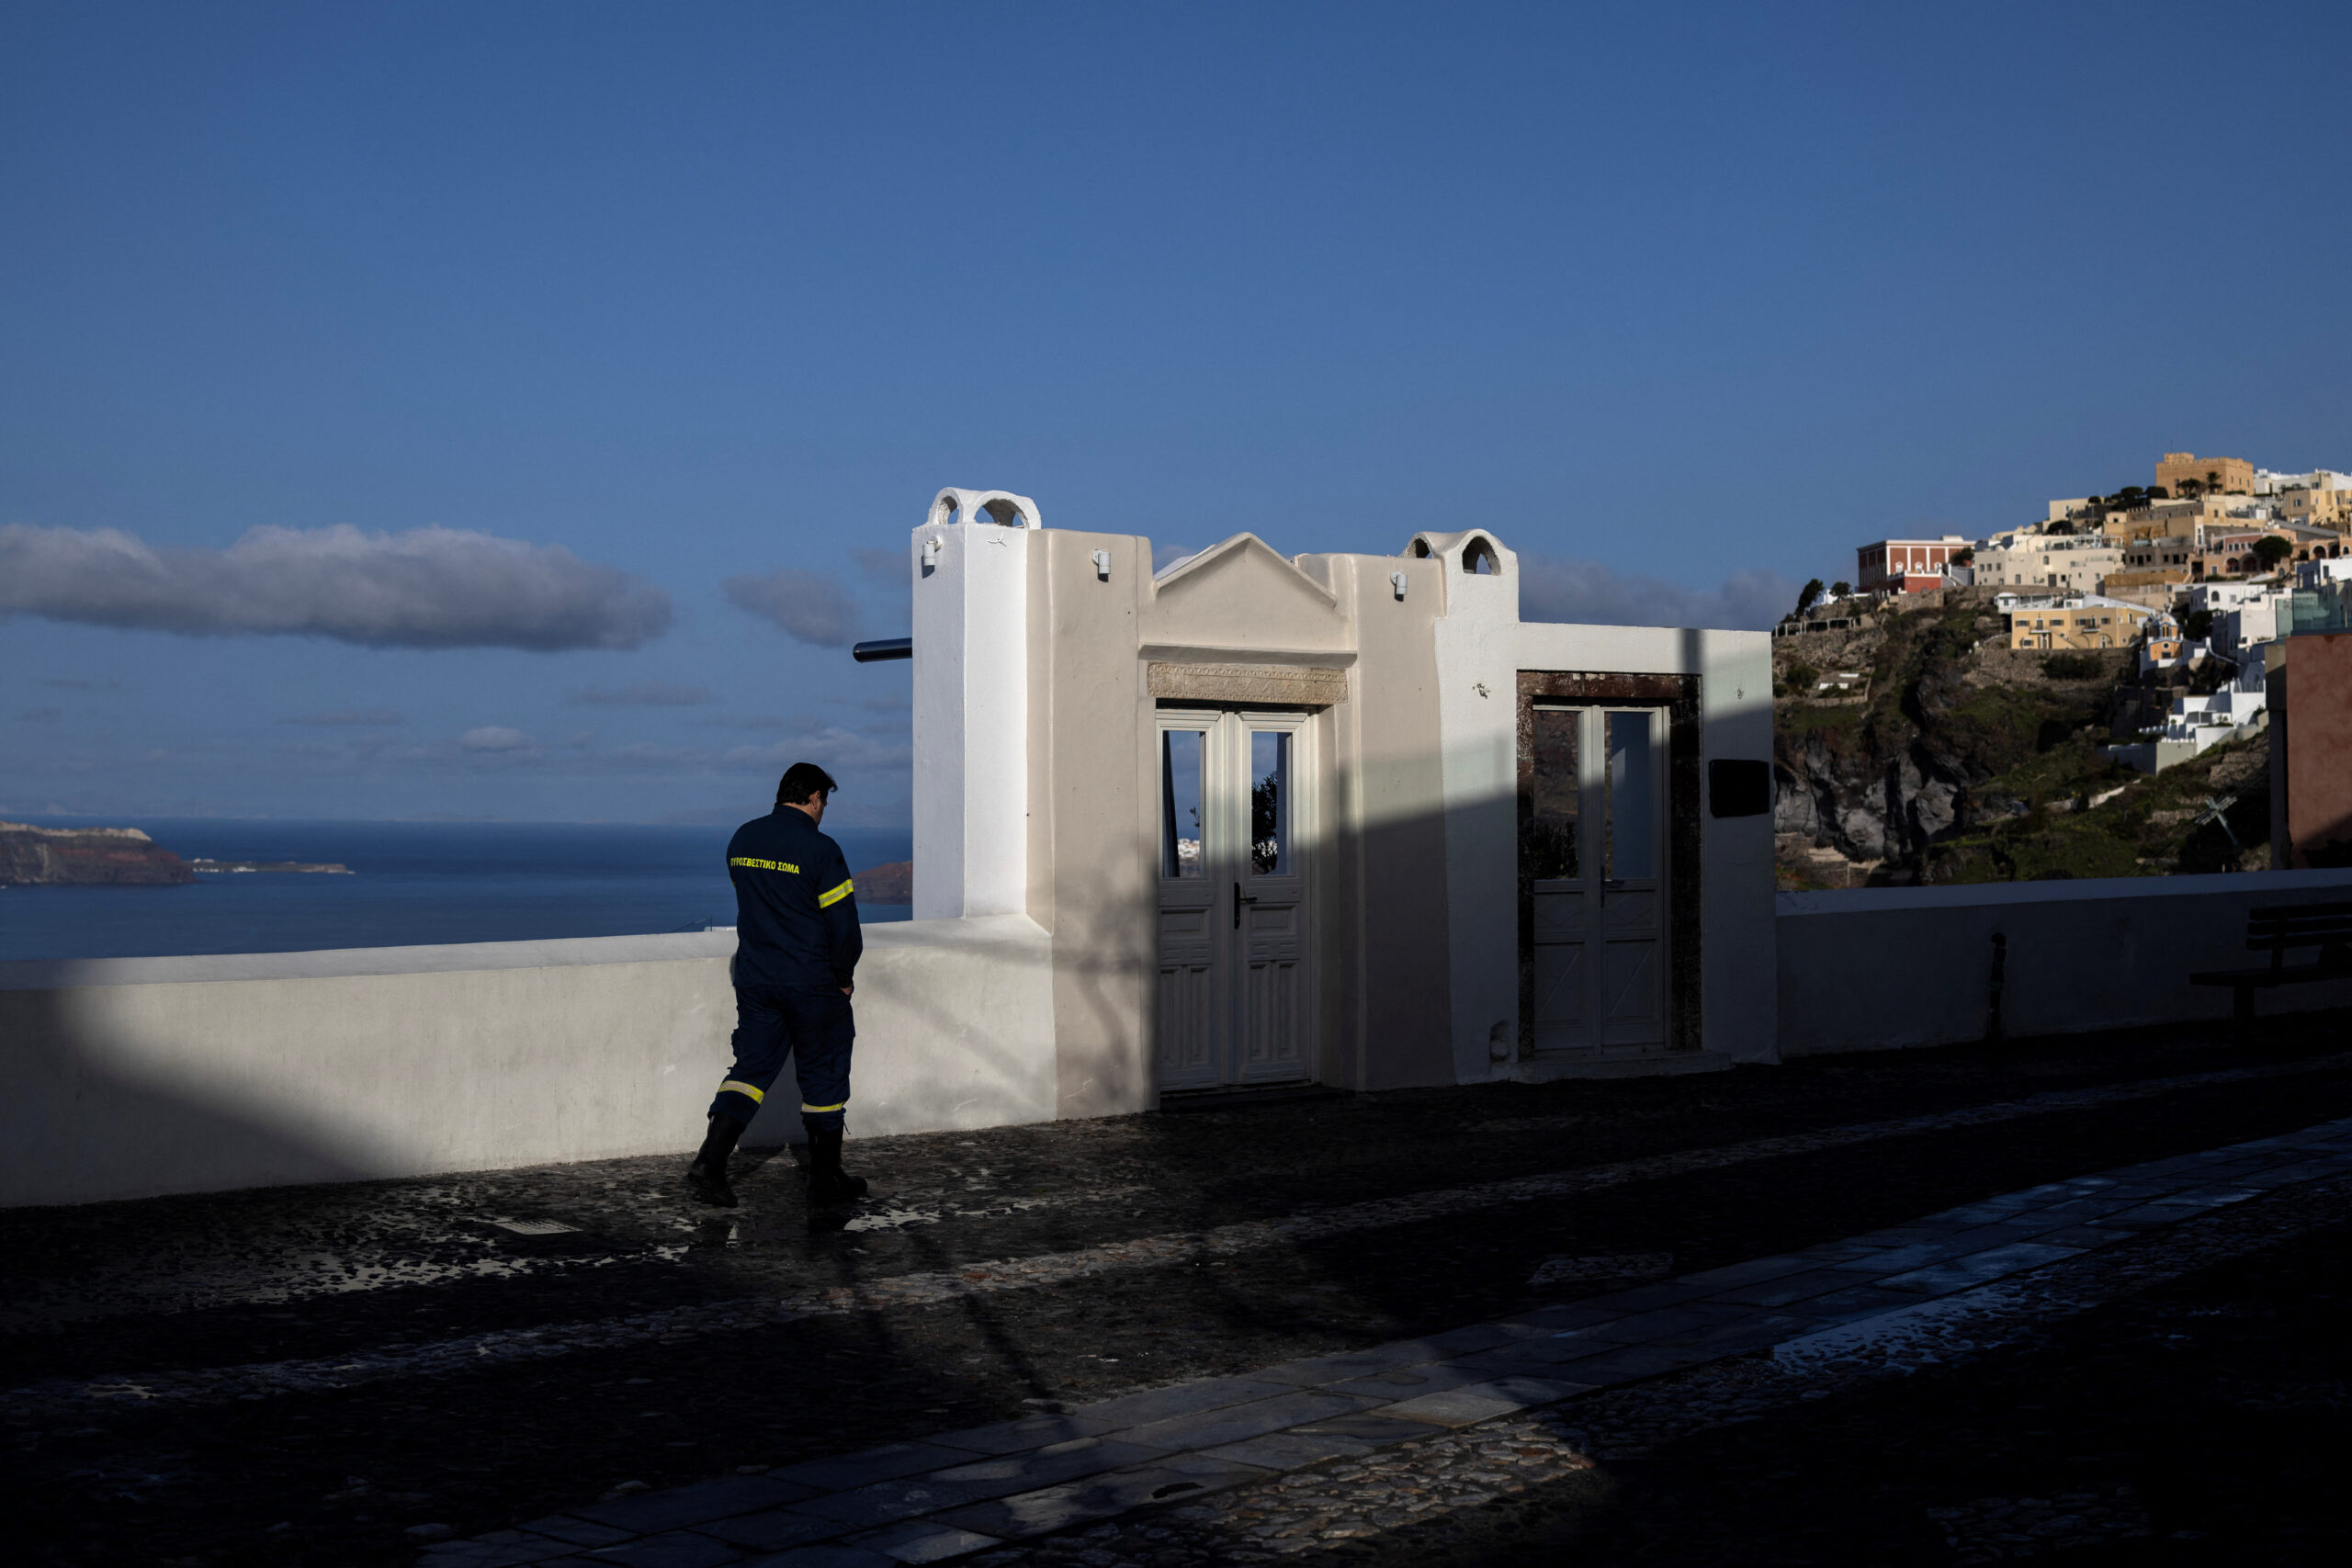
[1778,868,2352,1055]
[0,915,1055,1209]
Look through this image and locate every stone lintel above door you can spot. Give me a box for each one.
[1148,662,1348,706]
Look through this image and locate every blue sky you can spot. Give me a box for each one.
[6,1,2349,823]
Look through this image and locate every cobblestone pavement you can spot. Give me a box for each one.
[411,1120,2352,1566]
[7,1021,2352,1564]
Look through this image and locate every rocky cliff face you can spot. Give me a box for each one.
[854,861,913,904]
[0,822,197,886]
[1772,598,2120,884]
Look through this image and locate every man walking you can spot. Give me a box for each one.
[686,762,868,1208]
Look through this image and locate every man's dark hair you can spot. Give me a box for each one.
[777,763,839,807]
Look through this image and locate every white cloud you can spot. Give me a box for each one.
[0,524,673,650]
[851,547,905,587]
[457,726,539,753]
[1517,554,1801,632]
[722,568,860,648]
[569,680,713,707]
[281,709,404,727]
[718,728,912,772]
[831,692,909,714]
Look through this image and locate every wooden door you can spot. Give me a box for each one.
[1522,705,1668,1056]
[1156,709,1313,1089]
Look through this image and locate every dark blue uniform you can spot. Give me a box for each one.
[711,808,863,1131]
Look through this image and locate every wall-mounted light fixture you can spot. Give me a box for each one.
[1390,570,1408,600]
[1091,549,1112,581]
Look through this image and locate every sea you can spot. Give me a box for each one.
[0,818,912,964]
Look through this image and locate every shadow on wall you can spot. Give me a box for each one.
[0,987,370,1209]
[729,915,1063,1149]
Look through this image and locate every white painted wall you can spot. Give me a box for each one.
[1424,534,1524,1083]
[0,916,1055,1208]
[912,507,1031,919]
[1777,868,2352,1055]
[1507,622,1781,1066]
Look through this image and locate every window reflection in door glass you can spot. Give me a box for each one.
[1524,707,1578,882]
[1161,729,1205,877]
[1605,711,1656,881]
[1250,730,1289,874]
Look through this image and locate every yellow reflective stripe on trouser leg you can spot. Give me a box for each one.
[718,1080,766,1103]
[817,878,854,908]
[801,1100,847,1113]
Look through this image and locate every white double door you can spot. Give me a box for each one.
[1155,708,1311,1091]
[1524,705,1668,1055]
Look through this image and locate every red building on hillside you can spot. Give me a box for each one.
[1858,536,1969,595]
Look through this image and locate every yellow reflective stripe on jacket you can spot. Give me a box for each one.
[718,1079,766,1103]
[800,1100,847,1113]
[729,856,800,874]
[817,878,854,908]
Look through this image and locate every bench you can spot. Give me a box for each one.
[2189,902,2352,1027]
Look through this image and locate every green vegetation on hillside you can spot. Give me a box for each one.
[1924,732,2267,884]
[1773,593,2267,887]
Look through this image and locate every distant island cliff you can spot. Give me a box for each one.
[856,861,913,904]
[0,822,198,886]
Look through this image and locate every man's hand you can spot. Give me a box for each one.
[840,982,854,998]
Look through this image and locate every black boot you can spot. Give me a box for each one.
[805,1125,868,1205]
[685,1112,746,1207]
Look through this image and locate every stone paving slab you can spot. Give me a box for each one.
[567,1532,741,1567]
[416,1537,580,1567]
[571,1475,821,1533]
[842,1521,1005,1563]
[792,1477,991,1529]
[1248,1342,1445,1386]
[927,1454,1275,1540]
[1195,1429,1377,1472]
[1779,1283,1932,1320]
[1880,1240,2086,1294]
[1670,1254,1818,1291]
[923,1438,1168,1502]
[1545,1341,1709,1384]
[774,1443,985,1493]
[522,1516,639,1547]
[1108,1389,1380,1451]
[694,1507,851,1552]
[1275,1410,1449,1447]
[740,1547,895,1568]
[447,1116,2352,1568]
[1705,1266,1861,1307]
[1378,1376,1590,1427]
[919,1414,1115,1457]
[1442,1336,1601,1375]
[1321,1361,1498,1402]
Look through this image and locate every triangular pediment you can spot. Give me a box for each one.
[1145,534,1348,651]
[1152,533,1338,607]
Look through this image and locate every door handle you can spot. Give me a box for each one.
[1234,880,1259,928]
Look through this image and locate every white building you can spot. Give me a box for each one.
[2186,581,2279,615]
[903,489,1779,1100]
[1971,534,2122,592]
[2215,596,2289,660]
[2104,658,2269,774]
[2254,468,2352,494]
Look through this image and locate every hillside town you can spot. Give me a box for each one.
[1772,450,2352,887]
